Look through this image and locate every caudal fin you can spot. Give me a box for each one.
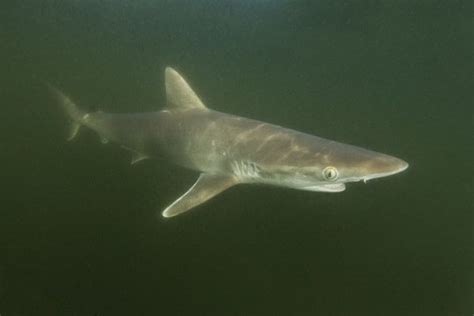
[47,84,88,141]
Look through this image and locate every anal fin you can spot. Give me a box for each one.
[162,173,238,218]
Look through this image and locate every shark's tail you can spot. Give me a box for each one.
[48,84,89,141]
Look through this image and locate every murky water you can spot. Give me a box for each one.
[1,1,471,315]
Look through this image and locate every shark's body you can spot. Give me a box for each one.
[51,68,408,217]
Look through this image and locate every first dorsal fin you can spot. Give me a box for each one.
[165,67,207,110]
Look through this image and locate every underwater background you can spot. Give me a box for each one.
[1,0,472,315]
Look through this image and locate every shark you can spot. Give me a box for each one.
[50,67,408,218]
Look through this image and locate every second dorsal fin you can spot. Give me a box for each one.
[165,67,207,110]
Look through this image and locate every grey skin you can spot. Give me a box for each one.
[50,67,408,218]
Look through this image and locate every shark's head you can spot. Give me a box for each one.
[259,140,409,192]
[308,146,408,192]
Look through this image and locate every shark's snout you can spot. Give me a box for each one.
[395,158,409,173]
[362,155,409,182]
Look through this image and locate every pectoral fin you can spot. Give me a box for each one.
[162,174,238,218]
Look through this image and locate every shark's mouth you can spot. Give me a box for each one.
[303,183,346,192]
[362,163,409,183]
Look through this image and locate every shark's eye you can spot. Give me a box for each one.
[322,166,339,181]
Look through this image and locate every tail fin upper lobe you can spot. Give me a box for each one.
[48,84,87,141]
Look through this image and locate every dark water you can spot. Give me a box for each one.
[1,1,472,315]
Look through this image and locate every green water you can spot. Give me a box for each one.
[1,1,472,315]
